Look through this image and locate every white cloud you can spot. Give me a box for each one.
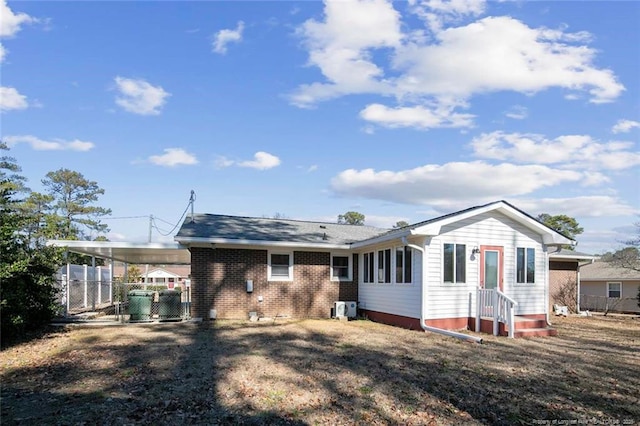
[360,102,474,129]
[330,161,584,205]
[504,105,528,120]
[307,164,319,172]
[289,0,402,107]
[4,135,94,151]
[292,2,624,123]
[214,152,281,170]
[114,76,170,115]
[149,148,198,167]
[238,151,281,170]
[612,119,640,134]
[214,155,234,169]
[0,0,36,38]
[393,16,624,104]
[212,21,244,54]
[0,43,6,62]
[0,86,28,111]
[409,0,486,33]
[471,131,640,170]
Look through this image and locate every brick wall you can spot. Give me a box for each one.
[190,247,358,320]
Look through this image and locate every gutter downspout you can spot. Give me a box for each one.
[576,258,595,313]
[546,246,562,326]
[402,237,483,344]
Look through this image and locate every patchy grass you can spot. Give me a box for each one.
[1,315,639,425]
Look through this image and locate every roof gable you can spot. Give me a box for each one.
[411,201,571,245]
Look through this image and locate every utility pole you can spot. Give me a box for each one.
[189,190,196,223]
[148,214,153,243]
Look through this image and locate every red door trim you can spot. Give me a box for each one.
[479,245,504,291]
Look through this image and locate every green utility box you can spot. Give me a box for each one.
[128,290,155,321]
[158,289,182,321]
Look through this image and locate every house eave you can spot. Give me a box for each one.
[349,229,412,249]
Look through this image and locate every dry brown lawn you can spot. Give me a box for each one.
[1,315,639,425]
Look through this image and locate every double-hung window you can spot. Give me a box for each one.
[268,252,293,281]
[516,248,535,283]
[443,243,466,283]
[607,282,621,298]
[363,252,375,283]
[395,247,412,284]
[331,254,352,281]
[377,249,391,284]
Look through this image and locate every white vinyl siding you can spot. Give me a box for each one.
[358,247,421,318]
[425,212,547,319]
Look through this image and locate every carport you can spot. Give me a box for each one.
[46,240,191,321]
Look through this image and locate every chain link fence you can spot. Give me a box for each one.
[114,282,191,322]
[56,275,191,321]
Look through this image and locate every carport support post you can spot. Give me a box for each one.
[66,259,71,317]
[109,262,114,304]
[97,265,102,306]
[83,264,88,308]
[91,256,96,311]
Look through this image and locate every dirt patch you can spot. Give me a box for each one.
[2,315,639,425]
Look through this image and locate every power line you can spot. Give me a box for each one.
[149,192,194,237]
[103,215,149,220]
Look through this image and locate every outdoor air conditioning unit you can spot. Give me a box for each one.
[335,301,357,318]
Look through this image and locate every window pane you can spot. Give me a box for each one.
[272,254,289,266]
[444,244,454,282]
[384,249,391,283]
[526,248,535,283]
[271,254,290,277]
[396,248,404,283]
[332,256,349,278]
[378,250,384,283]
[608,283,621,298]
[456,244,466,283]
[404,247,412,283]
[516,248,525,283]
[364,253,370,282]
[271,265,289,276]
[368,252,374,283]
[333,256,349,267]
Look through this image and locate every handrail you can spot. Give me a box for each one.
[476,288,518,338]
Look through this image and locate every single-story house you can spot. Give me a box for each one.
[175,200,572,337]
[111,264,191,289]
[579,261,640,314]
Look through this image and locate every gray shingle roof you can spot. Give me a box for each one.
[175,214,388,246]
[580,261,640,280]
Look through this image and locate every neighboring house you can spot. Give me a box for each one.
[111,264,191,289]
[579,261,640,314]
[548,249,598,313]
[175,200,572,337]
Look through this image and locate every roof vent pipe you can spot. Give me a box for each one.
[402,236,483,344]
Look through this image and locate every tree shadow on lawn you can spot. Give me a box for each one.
[1,319,639,425]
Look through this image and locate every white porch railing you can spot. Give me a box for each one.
[476,288,518,338]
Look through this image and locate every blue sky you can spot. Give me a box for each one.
[1,0,639,254]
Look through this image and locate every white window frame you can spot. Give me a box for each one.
[607,282,621,298]
[362,252,375,284]
[395,246,413,285]
[331,253,352,282]
[377,248,392,284]
[516,247,536,284]
[443,243,466,284]
[268,251,293,281]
